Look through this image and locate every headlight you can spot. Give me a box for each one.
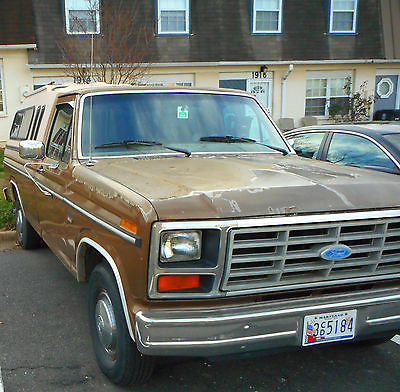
[160,231,202,262]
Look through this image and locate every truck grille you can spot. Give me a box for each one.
[222,218,400,293]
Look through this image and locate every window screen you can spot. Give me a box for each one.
[65,0,100,34]
[158,0,189,33]
[330,0,357,33]
[253,0,282,33]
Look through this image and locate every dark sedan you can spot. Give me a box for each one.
[285,122,400,175]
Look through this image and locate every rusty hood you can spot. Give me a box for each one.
[84,154,400,220]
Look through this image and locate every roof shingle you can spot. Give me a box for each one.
[0,0,36,45]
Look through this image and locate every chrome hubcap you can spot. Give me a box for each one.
[95,291,117,360]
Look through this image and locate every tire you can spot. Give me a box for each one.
[88,262,155,386]
[15,200,41,249]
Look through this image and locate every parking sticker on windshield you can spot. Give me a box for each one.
[177,106,189,119]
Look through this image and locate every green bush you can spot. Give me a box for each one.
[0,148,16,230]
[0,148,4,174]
[0,198,15,231]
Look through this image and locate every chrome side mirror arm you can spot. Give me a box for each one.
[23,162,59,197]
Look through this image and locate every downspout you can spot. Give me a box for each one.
[281,64,294,118]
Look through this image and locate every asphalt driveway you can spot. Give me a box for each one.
[1,248,400,392]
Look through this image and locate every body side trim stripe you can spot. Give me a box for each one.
[3,160,141,247]
[135,326,296,347]
[5,144,19,151]
[366,314,400,325]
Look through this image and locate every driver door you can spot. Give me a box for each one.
[34,99,77,267]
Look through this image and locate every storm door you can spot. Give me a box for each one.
[247,80,272,114]
[374,75,400,118]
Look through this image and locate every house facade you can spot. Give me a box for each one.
[0,0,37,143]
[1,0,400,141]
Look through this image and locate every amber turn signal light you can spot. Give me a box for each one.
[120,218,138,234]
[158,275,201,292]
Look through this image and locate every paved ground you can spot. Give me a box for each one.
[1,248,400,392]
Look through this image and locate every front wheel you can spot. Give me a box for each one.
[88,262,155,386]
[15,201,41,249]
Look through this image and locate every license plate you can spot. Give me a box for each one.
[302,310,357,346]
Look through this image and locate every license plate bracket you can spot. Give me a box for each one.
[302,310,357,346]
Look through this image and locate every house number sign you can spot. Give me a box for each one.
[251,71,273,80]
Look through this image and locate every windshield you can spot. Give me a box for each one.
[80,92,288,157]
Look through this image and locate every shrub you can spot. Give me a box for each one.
[0,198,15,231]
[0,148,16,230]
[328,77,375,123]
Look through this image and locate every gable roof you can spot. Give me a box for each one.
[28,0,384,65]
[381,0,400,59]
[0,0,36,45]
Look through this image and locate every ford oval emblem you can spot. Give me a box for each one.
[320,244,352,261]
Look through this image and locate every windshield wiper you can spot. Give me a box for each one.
[199,135,288,155]
[95,140,191,157]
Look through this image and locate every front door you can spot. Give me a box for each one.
[34,99,77,268]
[374,75,400,118]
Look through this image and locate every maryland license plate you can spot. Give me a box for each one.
[302,310,357,346]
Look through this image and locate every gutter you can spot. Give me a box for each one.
[0,44,37,50]
[26,58,400,69]
[281,64,294,118]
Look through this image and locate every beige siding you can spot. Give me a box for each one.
[0,50,33,141]
[2,61,400,142]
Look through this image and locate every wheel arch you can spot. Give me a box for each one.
[76,237,136,342]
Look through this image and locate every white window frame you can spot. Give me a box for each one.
[329,0,358,34]
[252,0,283,34]
[64,0,100,35]
[0,60,6,116]
[157,0,190,35]
[305,72,352,117]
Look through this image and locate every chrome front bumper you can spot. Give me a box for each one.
[135,291,400,356]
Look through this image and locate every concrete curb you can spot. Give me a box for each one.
[0,230,17,251]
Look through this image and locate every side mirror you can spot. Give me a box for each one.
[19,140,45,160]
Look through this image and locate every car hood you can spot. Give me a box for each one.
[84,154,400,220]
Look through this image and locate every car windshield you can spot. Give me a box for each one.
[80,92,288,157]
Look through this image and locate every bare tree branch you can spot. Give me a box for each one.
[58,0,154,85]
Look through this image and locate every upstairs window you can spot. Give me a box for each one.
[329,0,358,33]
[157,0,190,34]
[65,0,100,34]
[253,0,282,34]
[0,61,5,115]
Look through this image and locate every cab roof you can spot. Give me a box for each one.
[26,82,251,99]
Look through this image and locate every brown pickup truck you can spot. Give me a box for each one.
[3,83,400,386]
